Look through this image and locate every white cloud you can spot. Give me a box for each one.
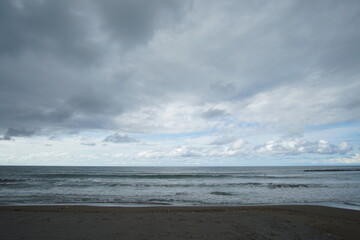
[323,154,360,164]
[115,103,220,134]
[137,138,248,159]
[255,139,352,155]
[0,132,357,166]
[229,81,360,129]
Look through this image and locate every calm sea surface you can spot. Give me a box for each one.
[1,166,359,210]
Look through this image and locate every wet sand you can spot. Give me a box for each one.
[0,205,359,240]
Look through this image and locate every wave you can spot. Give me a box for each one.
[210,191,234,196]
[267,183,316,189]
[53,181,269,188]
[31,173,234,179]
[343,201,360,207]
[25,173,307,180]
[0,178,26,183]
[111,182,325,189]
[148,198,173,202]
[147,198,206,205]
[4,180,328,189]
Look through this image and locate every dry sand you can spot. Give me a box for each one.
[0,205,359,240]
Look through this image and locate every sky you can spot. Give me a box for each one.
[1,0,360,166]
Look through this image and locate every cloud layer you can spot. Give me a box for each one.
[0,0,359,165]
[1,0,360,135]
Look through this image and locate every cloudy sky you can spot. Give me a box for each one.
[1,0,360,166]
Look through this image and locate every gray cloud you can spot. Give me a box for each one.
[0,0,190,135]
[0,128,35,140]
[209,136,236,145]
[0,0,359,137]
[95,0,188,49]
[201,108,227,119]
[81,142,96,146]
[103,133,138,143]
[0,0,101,65]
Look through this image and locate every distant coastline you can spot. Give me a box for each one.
[304,168,360,172]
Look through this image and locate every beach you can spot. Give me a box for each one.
[1,166,359,239]
[1,205,359,240]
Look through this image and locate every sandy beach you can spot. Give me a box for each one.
[0,205,359,240]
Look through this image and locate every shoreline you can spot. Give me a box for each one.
[1,205,359,240]
[1,201,360,211]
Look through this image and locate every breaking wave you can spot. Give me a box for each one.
[210,191,234,196]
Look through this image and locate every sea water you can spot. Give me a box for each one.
[0,166,359,210]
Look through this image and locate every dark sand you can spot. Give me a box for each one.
[1,205,359,240]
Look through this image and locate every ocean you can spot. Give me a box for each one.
[0,166,359,210]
